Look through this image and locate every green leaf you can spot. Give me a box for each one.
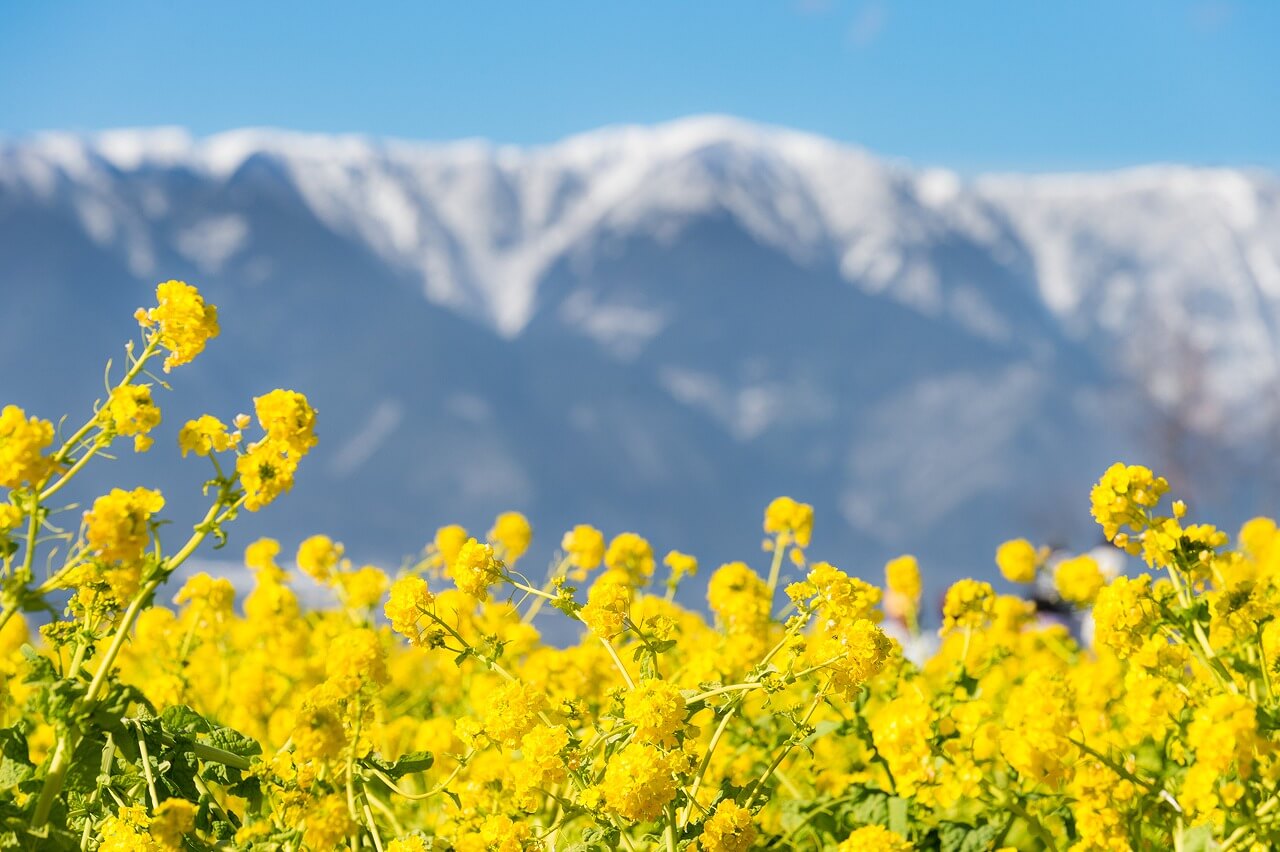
[200,725,262,794]
[90,683,152,738]
[844,790,890,827]
[20,652,57,687]
[0,729,33,792]
[936,820,1005,852]
[161,704,214,737]
[63,733,110,796]
[887,796,909,837]
[366,750,435,779]
[204,726,262,760]
[1177,823,1220,852]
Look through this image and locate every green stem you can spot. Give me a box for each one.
[368,755,469,801]
[743,690,827,809]
[361,797,385,852]
[664,804,679,852]
[1259,635,1275,702]
[1067,737,1180,811]
[39,441,104,502]
[506,576,637,688]
[992,786,1057,851]
[346,695,364,847]
[685,657,840,706]
[686,682,763,705]
[19,492,39,582]
[39,339,160,501]
[598,636,637,690]
[681,699,740,827]
[520,557,568,625]
[135,724,159,808]
[32,496,229,829]
[765,541,786,596]
[78,735,117,850]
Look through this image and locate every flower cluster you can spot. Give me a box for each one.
[0,404,55,489]
[137,278,220,371]
[236,389,319,511]
[11,281,1280,851]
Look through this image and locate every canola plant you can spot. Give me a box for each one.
[0,282,1274,851]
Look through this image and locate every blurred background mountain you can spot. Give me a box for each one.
[2,117,1278,605]
[3,1,1278,609]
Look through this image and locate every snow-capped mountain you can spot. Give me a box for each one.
[2,116,1277,602]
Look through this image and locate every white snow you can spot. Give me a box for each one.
[3,117,1278,445]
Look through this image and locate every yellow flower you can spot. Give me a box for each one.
[337,565,388,610]
[624,679,687,746]
[460,815,537,851]
[428,524,470,573]
[816,618,893,699]
[870,691,935,797]
[449,537,504,601]
[97,804,161,852]
[325,626,388,696]
[300,794,355,850]
[708,561,771,635]
[385,575,435,641]
[173,572,235,615]
[995,538,1041,583]
[245,537,282,574]
[296,534,344,583]
[482,681,546,747]
[1069,759,1136,851]
[941,579,994,634]
[489,511,533,563]
[1239,517,1280,571]
[141,280,220,371]
[0,405,55,488]
[836,825,913,851]
[149,798,196,850]
[1188,693,1257,780]
[0,504,22,535]
[518,724,570,791]
[99,384,161,452]
[562,523,606,579]
[253,389,318,455]
[581,576,632,639]
[698,800,756,852]
[1054,555,1104,605]
[291,700,346,762]
[85,487,165,563]
[1090,462,1168,542]
[885,554,922,603]
[237,440,299,512]
[600,742,680,823]
[806,561,882,625]
[663,549,699,584]
[605,532,655,582]
[1000,671,1076,788]
[387,838,429,852]
[763,496,814,548]
[177,414,237,457]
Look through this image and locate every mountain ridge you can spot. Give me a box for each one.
[2,117,1277,599]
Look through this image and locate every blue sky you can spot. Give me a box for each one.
[1,1,1276,172]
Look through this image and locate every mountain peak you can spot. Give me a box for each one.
[2,117,1279,580]
[3,118,1278,431]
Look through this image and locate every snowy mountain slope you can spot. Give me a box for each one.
[1,117,1276,600]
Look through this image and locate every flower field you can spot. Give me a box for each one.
[1,283,1276,851]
